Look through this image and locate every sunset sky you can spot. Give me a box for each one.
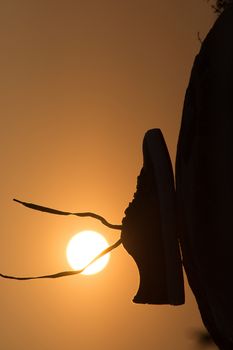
[1,1,218,349]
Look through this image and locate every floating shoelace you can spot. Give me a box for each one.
[13,198,122,230]
[0,199,122,281]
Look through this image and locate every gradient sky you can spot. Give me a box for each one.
[1,1,218,349]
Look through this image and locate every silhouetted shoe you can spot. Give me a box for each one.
[121,129,184,305]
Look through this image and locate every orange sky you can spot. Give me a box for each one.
[1,1,217,349]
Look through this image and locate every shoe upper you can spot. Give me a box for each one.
[121,129,185,305]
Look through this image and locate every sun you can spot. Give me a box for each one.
[66,230,110,275]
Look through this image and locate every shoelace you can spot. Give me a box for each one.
[0,199,122,281]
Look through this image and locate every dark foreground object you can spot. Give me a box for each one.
[121,129,184,305]
[176,4,233,349]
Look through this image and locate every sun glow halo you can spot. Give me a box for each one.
[66,230,110,275]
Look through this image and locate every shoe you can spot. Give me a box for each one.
[121,129,184,305]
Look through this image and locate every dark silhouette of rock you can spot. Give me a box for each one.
[176,3,233,349]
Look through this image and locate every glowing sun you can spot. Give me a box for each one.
[66,230,110,275]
